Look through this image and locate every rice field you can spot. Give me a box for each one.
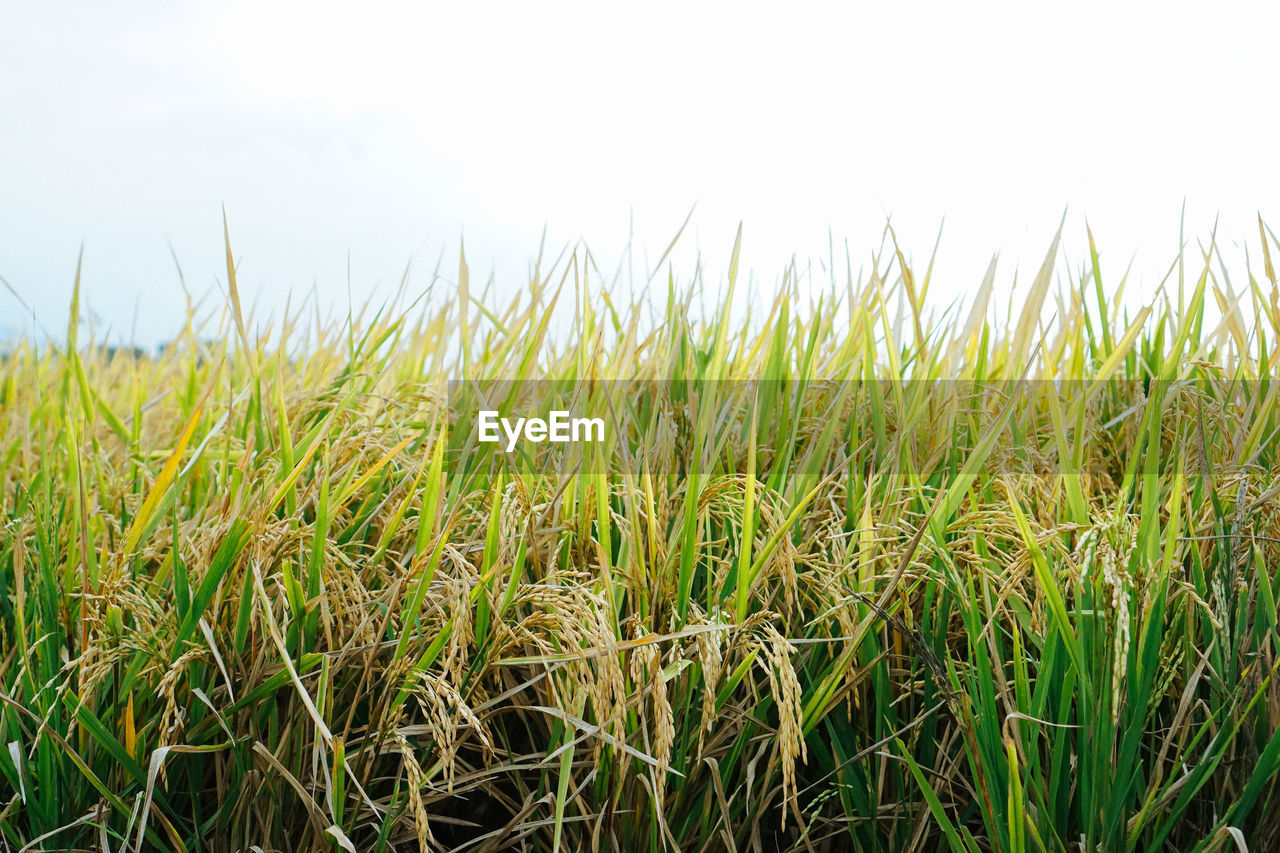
[4,221,1280,851]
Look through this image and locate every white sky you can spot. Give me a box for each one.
[2,1,1277,344]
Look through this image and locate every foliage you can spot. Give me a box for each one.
[4,221,1280,851]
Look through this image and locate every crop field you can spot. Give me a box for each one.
[5,222,1280,852]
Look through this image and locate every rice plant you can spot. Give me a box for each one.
[3,219,1280,851]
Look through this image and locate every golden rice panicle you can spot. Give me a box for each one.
[692,614,726,754]
[750,619,807,827]
[652,644,676,802]
[394,730,438,850]
[440,576,472,687]
[409,669,492,793]
[628,622,677,803]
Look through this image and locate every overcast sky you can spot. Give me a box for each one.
[2,1,1277,344]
